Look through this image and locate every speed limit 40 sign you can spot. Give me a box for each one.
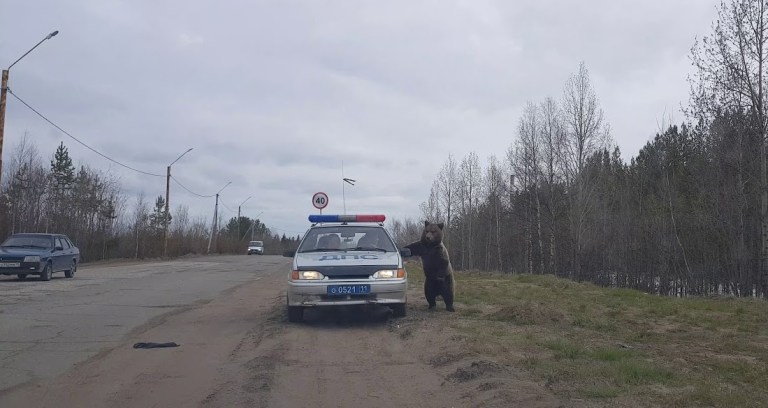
[312,192,329,210]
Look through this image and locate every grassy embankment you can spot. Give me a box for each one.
[405,264,768,407]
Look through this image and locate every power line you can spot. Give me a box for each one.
[7,88,164,177]
[268,226,306,235]
[221,202,235,213]
[170,175,215,198]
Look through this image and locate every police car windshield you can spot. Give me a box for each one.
[298,226,396,253]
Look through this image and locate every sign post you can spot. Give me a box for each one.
[312,192,329,214]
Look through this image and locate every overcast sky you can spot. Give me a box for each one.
[1,0,719,236]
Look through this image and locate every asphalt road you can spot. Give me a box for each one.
[0,254,286,394]
[0,254,559,408]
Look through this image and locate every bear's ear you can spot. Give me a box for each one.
[424,220,430,227]
[437,223,444,230]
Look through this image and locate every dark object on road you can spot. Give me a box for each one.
[132,342,180,349]
[0,233,80,281]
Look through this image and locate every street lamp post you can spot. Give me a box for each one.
[207,181,231,254]
[0,30,58,188]
[163,147,193,258]
[237,196,252,240]
[343,177,355,215]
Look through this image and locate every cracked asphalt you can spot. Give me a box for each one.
[0,254,284,394]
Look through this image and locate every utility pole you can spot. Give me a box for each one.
[0,30,58,188]
[237,196,252,241]
[163,148,192,258]
[0,69,7,188]
[206,181,231,254]
[164,164,170,256]
[207,193,220,254]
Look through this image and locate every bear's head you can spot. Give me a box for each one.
[421,221,444,246]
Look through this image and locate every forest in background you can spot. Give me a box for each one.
[0,137,299,260]
[3,1,768,298]
[390,0,768,297]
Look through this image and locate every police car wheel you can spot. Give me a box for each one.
[391,304,407,317]
[288,306,304,322]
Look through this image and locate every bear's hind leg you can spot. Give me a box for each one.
[424,279,438,309]
[442,275,455,312]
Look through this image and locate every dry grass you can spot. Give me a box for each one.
[404,264,768,407]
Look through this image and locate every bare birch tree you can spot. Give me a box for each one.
[419,180,441,223]
[458,152,481,269]
[510,102,544,273]
[539,97,566,274]
[437,154,458,247]
[690,0,768,294]
[562,62,609,278]
[484,155,506,271]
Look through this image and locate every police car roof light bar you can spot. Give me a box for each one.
[308,214,386,223]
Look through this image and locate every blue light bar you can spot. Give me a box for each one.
[308,214,386,223]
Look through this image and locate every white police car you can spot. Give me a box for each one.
[283,214,410,322]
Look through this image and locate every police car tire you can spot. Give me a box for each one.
[288,306,304,322]
[392,304,407,317]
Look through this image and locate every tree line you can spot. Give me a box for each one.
[391,0,768,297]
[3,0,764,297]
[0,136,298,261]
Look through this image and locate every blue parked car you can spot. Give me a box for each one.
[0,233,80,281]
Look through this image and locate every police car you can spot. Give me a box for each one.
[283,214,410,322]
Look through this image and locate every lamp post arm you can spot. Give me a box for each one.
[8,31,59,70]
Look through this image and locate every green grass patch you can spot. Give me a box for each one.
[539,338,584,359]
[614,360,674,385]
[589,347,636,362]
[403,264,768,406]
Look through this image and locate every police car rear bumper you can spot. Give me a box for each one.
[287,280,407,306]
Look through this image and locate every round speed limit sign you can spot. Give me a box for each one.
[312,192,329,210]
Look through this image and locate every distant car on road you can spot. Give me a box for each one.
[283,214,410,322]
[0,233,80,281]
[247,240,264,255]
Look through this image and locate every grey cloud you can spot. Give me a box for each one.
[1,0,720,235]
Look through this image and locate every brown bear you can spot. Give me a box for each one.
[404,221,455,312]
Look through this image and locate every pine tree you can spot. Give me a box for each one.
[149,196,170,236]
[50,142,75,192]
[47,142,76,232]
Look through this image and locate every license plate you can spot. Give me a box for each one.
[327,284,371,296]
[0,262,20,268]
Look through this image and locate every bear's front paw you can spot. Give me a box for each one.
[446,305,455,312]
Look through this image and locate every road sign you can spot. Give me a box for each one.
[312,192,329,210]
